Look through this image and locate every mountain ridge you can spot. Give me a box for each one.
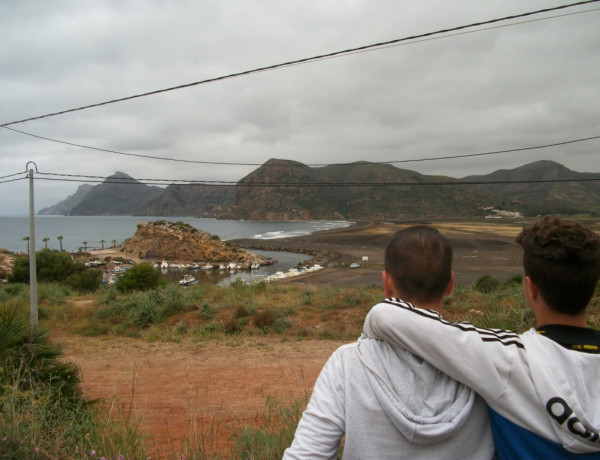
[39,161,600,219]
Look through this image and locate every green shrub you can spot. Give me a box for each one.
[199,302,216,320]
[0,283,28,300]
[8,250,101,292]
[302,290,315,305]
[273,318,292,334]
[473,274,501,293]
[66,268,103,292]
[116,263,160,292]
[37,283,69,306]
[505,274,523,286]
[0,314,146,460]
[124,292,161,328]
[280,306,296,317]
[200,322,223,334]
[0,306,82,404]
[174,322,188,335]
[158,283,187,317]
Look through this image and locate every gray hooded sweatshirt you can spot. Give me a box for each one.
[284,337,494,459]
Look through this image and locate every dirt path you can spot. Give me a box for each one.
[59,335,345,458]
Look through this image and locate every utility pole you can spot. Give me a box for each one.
[27,163,38,330]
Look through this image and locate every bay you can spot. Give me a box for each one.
[0,216,351,282]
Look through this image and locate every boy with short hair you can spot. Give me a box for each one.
[284,225,494,459]
[364,216,600,458]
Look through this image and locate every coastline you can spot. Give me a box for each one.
[3,219,532,287]
[230,220,527,287]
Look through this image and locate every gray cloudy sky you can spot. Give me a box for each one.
[1,0,599,215]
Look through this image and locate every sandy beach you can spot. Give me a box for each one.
[229,220,527,287]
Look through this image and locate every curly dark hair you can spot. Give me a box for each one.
[385,226,452,305]
[516,216,600,315]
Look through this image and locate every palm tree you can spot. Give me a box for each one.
[57,235,64,252]
[112,239,118,248]
[0,308,83,402]
[22,236,30,254]
[42,237,49,249]
[100,239,105,250]
[82,241,88,252]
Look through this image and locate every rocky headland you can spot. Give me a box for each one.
[121,221,272,269]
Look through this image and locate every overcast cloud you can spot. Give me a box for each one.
[1,0,599,215]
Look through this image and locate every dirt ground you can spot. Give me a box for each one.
[55,219,593,458]
[60,335,343,458]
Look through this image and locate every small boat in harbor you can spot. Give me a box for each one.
[178,274,198,286]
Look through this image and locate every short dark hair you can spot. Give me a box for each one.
[385,225,452,305]
[516,216,600,315]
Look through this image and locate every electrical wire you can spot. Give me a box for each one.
[4,126,599,168]
[0,177,26,185]
[1,0,598,128]
[0,171,26,180]
[30,172,600,188]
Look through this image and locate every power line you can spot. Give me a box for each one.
[31,171,600,188]
[4,125,599,168]
[0,171,26,180]
[1,0,598,128]
[0,177,25,185]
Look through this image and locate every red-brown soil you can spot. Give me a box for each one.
[60,335,342,458]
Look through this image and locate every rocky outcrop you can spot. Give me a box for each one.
[121,221,271,268]
[38,184,93,215]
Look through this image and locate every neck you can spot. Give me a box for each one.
[535,307,587,329]
[394,293,443,313]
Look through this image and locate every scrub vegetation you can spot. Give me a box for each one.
[1,275,598,459]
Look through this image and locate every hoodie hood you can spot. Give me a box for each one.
[356,336,476,445]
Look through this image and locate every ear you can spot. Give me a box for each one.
[382,270,395,298]
[443,272,455,297]
[523,275,539,301]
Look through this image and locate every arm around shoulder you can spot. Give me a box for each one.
[363,300,517,400]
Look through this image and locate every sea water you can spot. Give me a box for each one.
[0,215,350,253]
[0,216,351,282]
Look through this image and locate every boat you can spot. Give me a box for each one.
[160,260,169,269]
[250,261,260,270]
[190,262,200,270]
[178,274,198,286]
[202,264,214,271]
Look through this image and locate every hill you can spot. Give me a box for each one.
[136,184,235,216]
[463,160,600,216]
[38,184,93,215]
[223,159,504,220]
[40,161,600,219]
[69,172,164,216]
[122,220,269,267]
